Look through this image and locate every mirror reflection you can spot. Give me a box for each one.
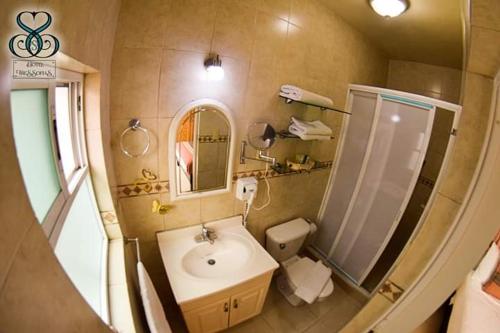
[175,106,230,193]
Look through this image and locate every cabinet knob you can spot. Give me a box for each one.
[233,299,238,309]
[224,302,229,312]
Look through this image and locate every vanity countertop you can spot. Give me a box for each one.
[157,215,279,304]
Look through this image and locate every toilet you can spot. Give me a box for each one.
[266,218,334,306]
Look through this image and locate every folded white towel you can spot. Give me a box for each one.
[291,117,332,136]
[294,260,332,304]
[280,85,334,109]
[289,125,330,140]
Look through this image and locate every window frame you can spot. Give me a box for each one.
[11,69,88,238]
[10,69,109,322]
[55,81,84,184]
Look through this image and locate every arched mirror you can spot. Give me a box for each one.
[168,99,235,201]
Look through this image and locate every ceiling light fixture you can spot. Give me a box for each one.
[370,0,409,18]
[204,53,224,81]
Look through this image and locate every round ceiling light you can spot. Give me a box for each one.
[370,0,409,18]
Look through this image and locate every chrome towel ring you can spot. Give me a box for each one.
[120,118,150,158]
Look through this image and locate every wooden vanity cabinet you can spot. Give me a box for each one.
[180,271,273,333]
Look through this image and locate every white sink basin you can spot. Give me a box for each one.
[181,232,254,278]
[157,216,279,304]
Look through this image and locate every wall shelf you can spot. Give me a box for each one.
[276,130,334,140]
[279,96,351,115]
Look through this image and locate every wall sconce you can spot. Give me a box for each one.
[370,0,409,18]
[204,53,224,81]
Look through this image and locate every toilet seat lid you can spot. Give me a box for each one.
[285,257,334,297]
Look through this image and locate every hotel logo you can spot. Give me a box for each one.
[9,11,60,79]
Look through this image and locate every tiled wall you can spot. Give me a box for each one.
[110,0,388,302]
[0,0,120,331]
[387,60,462,103]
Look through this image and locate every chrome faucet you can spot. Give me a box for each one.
[195,224,217,244]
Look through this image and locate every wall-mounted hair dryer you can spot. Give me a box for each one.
[236,177,258,204]
[236,177,258,226]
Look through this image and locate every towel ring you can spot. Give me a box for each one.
[120,118,150,158]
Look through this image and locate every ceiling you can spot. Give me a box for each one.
[321,0,464,69]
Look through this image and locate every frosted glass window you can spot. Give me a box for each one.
[55,85,78,179]
[55,177,107,318]
[10,89,61,223]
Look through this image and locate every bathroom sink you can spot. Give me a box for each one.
[157,216,279,304]
[181,232,254,278]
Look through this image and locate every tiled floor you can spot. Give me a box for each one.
[226,276,364,333]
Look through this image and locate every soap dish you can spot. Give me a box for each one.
[286,159,315,171]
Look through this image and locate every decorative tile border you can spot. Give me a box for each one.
[378,280,404,303]
[232,160,333,181]
[117,180,169,198]
[100,211,118,225]
[198,135,229,143]
[117,161,333,198]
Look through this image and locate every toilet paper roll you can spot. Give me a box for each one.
[308,222,318,235]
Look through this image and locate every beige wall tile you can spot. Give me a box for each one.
[38,0,92,64]
[87,129,116,212]
[277,23,310,88]
[111,48,162,120]
[114,0,170,49]
[439,72,493,203]
[89,1,120,67]
[289,0,317,29]
[119,195,164,242]
[157,118,173,181]
[164,0,217,53]
[212,0,257,61]
[0,147,34,289]
[258,0,291,21]
[161,193,201,230]
[139,240,166,276]
[387,60,462,104]
[200,190,236,222]
[468,26,500,78]
[471,0,500,31]
[0,224,109,332]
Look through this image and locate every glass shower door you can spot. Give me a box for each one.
[329,96,435,284]
[315,91,378,255]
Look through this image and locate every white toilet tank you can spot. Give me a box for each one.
[266,218,312,262]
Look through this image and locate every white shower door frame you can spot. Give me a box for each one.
[318,84,461,287]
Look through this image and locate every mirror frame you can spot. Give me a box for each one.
[168,98,236,201]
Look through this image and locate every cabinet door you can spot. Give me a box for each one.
[183,297,230,333]
[228,284,268,327]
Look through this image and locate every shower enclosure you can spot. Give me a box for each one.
[314,85,461,292]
